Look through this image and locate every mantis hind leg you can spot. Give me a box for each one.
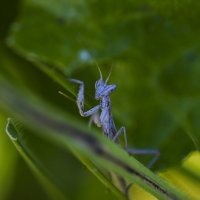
[126,148,160,168]
[112,125,159,168]
[112,126,128,148]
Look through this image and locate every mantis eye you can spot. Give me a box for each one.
[95,80,104,89]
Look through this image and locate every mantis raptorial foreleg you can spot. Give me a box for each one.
[70,79,100,117]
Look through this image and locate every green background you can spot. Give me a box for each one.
[1,0,200,199]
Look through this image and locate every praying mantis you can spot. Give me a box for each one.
[69,66,159,191]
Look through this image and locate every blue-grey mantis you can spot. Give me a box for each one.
[69,67,159,191]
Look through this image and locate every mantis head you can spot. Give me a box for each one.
[95,66,116,100]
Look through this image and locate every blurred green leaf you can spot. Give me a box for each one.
[5,117,120,200]
[0,78,190,200]
[8,1,200,71]
[183,151,200,178]
[0,115,18,200]
[159,152,200,200]
[129,152,200,200]
[5,119,67,200]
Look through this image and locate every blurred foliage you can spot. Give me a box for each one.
[0,0,200,199]
[0,114,17,200]
[0,84,190,200]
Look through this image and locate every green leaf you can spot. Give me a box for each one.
[5,119,68,200]
[5,118,122,200]
[128,152,200,200]
[0,76,190,200]
[0,115,18,200]
[158,152,200,200]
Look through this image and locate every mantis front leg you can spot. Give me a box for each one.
[70,79,100,117]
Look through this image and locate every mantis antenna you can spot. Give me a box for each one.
[94,60,103,80]
[105,66,113,84]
